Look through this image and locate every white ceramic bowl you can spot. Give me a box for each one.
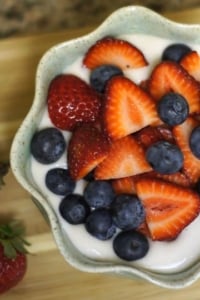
[10,6,200,289]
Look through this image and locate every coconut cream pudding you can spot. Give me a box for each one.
[29,33,200,274]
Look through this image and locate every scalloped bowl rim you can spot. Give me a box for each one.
[10,5,200,289]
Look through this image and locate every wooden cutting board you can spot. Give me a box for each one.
[1,7,200,299]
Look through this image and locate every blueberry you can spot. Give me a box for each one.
[111,194,145,230]
[158,92,189,126]
[84,180,115,208]
[90,64,123,93]
[113,230,149,261]
[59,194,90,224]
[45,168,75,195]
[146,141,183,174]
[189,126,200,159]
[162,43,191,62]
[30,127,65,164]
[85,209,116,240]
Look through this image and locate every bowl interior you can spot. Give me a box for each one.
[10,5,200,289]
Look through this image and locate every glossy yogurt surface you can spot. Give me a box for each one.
[29,33,200,274]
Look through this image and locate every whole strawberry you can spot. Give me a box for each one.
[47,74,102,131]
[0,221,29,294]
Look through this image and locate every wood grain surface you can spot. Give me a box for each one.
[1,7,200,299]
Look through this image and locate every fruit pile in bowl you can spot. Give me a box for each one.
[10,6,200,289]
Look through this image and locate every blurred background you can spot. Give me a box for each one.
[1,0,200,39]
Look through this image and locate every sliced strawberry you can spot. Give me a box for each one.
[173,117,200,184]
[112,176,136,195]
[68,123,110,180]
[95,135,152,180]
[47,74,101,131]
[180,51,200,82]
[135,125,174,150]
[148,61,200,114]
[83,37,148,70]
[135,178,200,241]
[103,76,159,140]
[139,79,150,91]
[136,221,151,237]
[152,171,191,188]
[131,170,190,189]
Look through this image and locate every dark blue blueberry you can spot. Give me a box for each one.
[158,92,189,126]
[189,126,200,159]
[113,230,149,261]
[85,209,116,240]
[84,180,115,208]
[90,64,123,93]
[146,141,183,174]
[111,194,145,230]
[59,194,90,224]
[45,168,75,195]
[162,43,191,62]
[30,127,65,164]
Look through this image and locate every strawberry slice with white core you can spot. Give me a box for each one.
[103,76,160,140]
[180,51,200,82]
[135,178,200,241]
[83,37,148,70]
[148,61,200,114]
[173,117,200,184]
[95,135,152,180]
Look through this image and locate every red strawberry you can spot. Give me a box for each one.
[47,74,101,131]
[152,171,191,188]
[135,178,200,241]
[180,51,200,82]
[132,170,191,188]
[135,125,174,150]
[0,221,29,294]
[136,221,151,237]
[68,123,110,180]
[112,176,136,195]
[95,135,152,180]
[173,117,200,184]
[139,79,150,91]
[148,61,200,114]
[83,37,148,70]
[103,76,159,140]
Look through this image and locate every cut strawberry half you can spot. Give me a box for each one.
[136,221,151,237]
[135,125,174,150]
[83,37,148,70]
[67,123,110,180]
[95,135,152,180]
[131,170,190,189]
[180,51,200,82]
[152,171,191,188]
[173,117,200,184]
[135,178,200,241]
[103,76,159,140]
[112,176,136,195]
[148,61,200,114]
